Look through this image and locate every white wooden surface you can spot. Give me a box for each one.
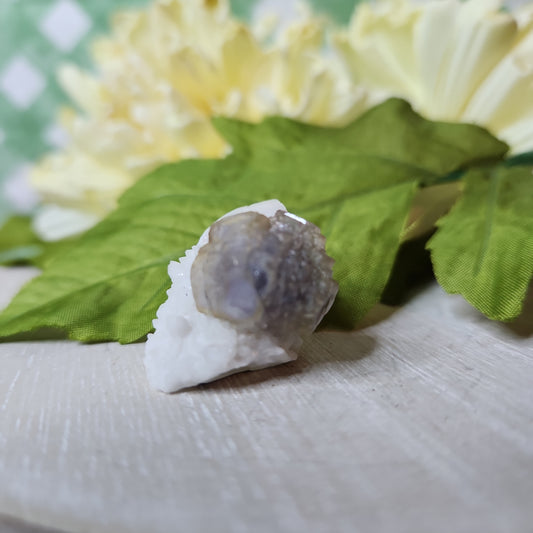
[0,266,532,533]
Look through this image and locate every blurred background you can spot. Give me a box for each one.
[0,0,526,223]
[0,0,366,224]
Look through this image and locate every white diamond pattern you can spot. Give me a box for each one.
[0,56,46,110]
[3,164,40,213]
[44,123,69,148]
[39,0,92,52]
[0,0,156,214]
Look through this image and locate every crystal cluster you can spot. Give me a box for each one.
[144,200,337,393]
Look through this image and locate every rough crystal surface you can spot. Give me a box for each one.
[191,209,337,342]
[145,200,338,393]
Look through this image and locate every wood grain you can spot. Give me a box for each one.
[0,267,532,533]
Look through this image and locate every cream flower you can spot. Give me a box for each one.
[334,0,533,154]
[32,0,368,241]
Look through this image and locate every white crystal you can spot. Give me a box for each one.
[144,199,302,393]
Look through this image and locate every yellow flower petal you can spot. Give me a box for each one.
[335,0,533,152]
[31,151,132,215]
[32,0,370,240]
[58,65,109,117]
[414,1,516,119]
[336,0,420,97]
[33,205,102,242]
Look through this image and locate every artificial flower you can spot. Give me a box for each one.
[334,0,533,155]
[32,0,368,240]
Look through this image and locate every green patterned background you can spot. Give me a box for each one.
[0,0,151,219]
[0,0,362,221]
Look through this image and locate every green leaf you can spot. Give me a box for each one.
[212,98,507,191]
[505,151,533,168]
[428,166,533,321]
[381,231,435,306]
[0,215,75,267]
[0,216,43,265]
[0,99,508,343]
[321,182,418,327]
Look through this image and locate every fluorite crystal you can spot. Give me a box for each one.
[191,210,337,343]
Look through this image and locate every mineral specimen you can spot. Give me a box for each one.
[192,208,337,342]
[144,200,337,393]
